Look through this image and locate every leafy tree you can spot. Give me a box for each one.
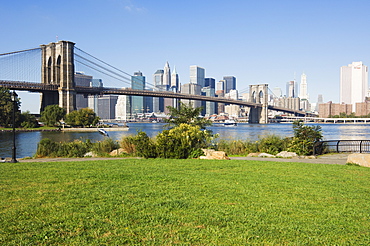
[287,120,323,155]
[20,111,39,128]
[40,105,66,127]
[164,102,212,129]
[65,108,100,127]
[0,88,21,127]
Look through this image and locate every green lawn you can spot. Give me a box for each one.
[1,159,369,245]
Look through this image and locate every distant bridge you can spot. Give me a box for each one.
[0,41,316,123]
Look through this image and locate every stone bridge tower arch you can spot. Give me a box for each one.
[40,41,76,114]
[249,84,268,124]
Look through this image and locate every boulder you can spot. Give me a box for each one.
[276,151,298,158]
[247,153,260,157]
[84,151,98,157]
[258,153,275,158]
[346,154,370,167]
[109,148,126,156]
[200,149,230,160]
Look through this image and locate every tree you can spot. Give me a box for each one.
[0,88,21,127]
[288,120,323,155]
[65,108,100,127]
[40,105,66,127]
[164,102,212,129]
[20,111,39,128]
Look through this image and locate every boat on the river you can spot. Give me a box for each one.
[224,119,237,126]
[98,129,109,136]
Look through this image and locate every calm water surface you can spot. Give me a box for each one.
[1,123,370,158]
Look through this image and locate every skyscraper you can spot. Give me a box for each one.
[163,61,171,86]
[190,65,205,87]
[171,66,179,92]
[299,73,309,100]
[223,76,236,94]
[131,71,145,114]
[340,61,369,111]
[286,80,296,98]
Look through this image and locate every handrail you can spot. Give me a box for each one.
[313,140,370,155]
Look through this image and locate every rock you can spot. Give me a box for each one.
[304,155,317,159]
[109,148,126,156]
[276,151,298,158]
[258,153,275,158]
[200,149,230,160]
[84,151,98,157]
[347,154,370,167]
[247,153,260,157]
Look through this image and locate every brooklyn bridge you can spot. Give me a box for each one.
[0,40,315,123]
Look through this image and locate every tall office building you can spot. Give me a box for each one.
[204,78,215,88]
[97,95,118,119]
[223,76,236,94]
[201,86,216,116]
[299,73,309,100]
[181,83,202,109]
[190,65,205,87]
[171,66,179,92]
[340,61,368,111]
[115,94,131,120]
[131,71,145,114]
[75,72,92,110]
[163,61,171,86]
[88,79,103,113]
[286,80,297,98]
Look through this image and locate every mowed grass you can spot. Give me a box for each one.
[1,159,369,245]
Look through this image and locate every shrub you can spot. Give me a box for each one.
[130,131,157,158]
[287,121,323,155]
[35,138,92,158]
[156,124,214,159]
[120,135,137,154]
[92,138,120,156]
[257,135,288,155]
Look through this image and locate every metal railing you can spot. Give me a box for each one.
[313,140,370,155]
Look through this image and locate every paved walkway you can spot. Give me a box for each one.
[230,153,349,165]
[11,154,350,165]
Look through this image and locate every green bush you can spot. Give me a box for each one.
[156,124,214,159]
[36,138,93,158]
[287,121,323,155]
[131,131,157,158]
[257,135,288,155]
[92,138,119,156]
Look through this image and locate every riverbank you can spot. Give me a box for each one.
[61,127,129,132]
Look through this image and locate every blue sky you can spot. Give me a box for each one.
[1,0,370,113]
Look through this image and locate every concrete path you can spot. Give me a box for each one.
[230,153,349,165]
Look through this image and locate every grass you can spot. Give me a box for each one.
[1,159,369,245]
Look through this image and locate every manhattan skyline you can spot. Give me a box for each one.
[1,0,370,113]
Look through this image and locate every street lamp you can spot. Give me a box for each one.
[10,90,18,163]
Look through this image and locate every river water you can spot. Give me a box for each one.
[1,123,370,158]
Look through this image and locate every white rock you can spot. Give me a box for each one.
[258,153,276,158]
[276,151,298,158]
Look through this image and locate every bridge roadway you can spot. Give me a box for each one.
[0,80,314,117]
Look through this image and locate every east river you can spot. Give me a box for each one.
[1,123,370,158]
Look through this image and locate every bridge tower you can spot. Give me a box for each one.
[249,84,268,124]
[40,41,76,114]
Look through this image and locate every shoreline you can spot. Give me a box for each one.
[0,127,129,133]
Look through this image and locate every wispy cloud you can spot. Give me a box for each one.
[120,0,147,13]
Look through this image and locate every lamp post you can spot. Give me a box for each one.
[10,91,17,163]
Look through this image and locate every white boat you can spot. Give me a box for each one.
[98,129,109,136]
[224,119,237,126]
